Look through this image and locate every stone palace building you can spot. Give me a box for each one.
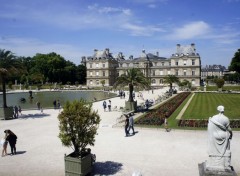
[82,43,201,88]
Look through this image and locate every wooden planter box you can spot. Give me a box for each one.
[0,107,14,120]
[65,153,92,176]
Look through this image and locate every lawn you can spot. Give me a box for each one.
[182,93,240,119]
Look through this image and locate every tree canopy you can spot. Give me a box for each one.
[0,49,22,107]
[58,99,100,155]
[229,49,240,73]
[164,75,179,91]
[114,68,150,102]
[0,49,86,87]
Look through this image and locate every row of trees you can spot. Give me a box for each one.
[0,49,86,108]
[0,49,86,87]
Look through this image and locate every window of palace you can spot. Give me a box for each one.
[184,70,186,76]
[183,60,187,65]
[102,71,105,76]
[90,80,93,85]
[169,62,171,66]
[160,70,163,75]
[160,79,163,84]
[175,70,178,76]
[175,61,178,66]
[96,71,99,76]
[192,60,195,65]
[192,79,195,85]
[90,63,92,68]
[167,70,171,75]
[152,79,156,84]
[192,70,195,76]
[127,63,129,67]
[90,71,93,76]
[161,62,164,66]
[103,63,105,68]
[96,63,99,68]
[152,70,155,76]
[96,80,99,85]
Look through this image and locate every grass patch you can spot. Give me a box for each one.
[182,93,240,119]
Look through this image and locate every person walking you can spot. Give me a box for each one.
[14,106,18,118]
[103,101,107,112]
[128,113,135,135]
[125,115,130,137]
[108,100,111,111]
[18,106,22,115]
[1,131,8,157]
[53,100,57,109]
[36,101,40,110]
[6,130,17,155]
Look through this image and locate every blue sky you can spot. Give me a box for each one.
[0,0,240,67]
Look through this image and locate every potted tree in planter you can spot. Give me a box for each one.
[58,99,100,176]
[214,78,225,92]
[113,68,150,111]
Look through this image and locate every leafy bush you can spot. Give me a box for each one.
[58,99,100,156]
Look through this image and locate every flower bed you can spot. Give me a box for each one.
[135,92,191,126]
[177,119,240,128]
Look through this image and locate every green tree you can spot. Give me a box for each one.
[58,99,100,155]
[164,75,179,91]
[214,78,225,88]
[229,49,240,73]
[100,80,105,89]
[0,49,22,107]
[113,68,150,102]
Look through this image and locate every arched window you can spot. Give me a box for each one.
[152,79,156,84]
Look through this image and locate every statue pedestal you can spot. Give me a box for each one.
[198,162,237,176]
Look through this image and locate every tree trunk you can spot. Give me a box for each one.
[1,75,7,108]
[128,84,134,102]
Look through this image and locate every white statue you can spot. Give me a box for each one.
[206,105,233,171]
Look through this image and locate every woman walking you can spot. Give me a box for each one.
[6,130,17,155]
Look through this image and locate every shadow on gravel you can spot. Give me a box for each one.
[18,113,50,119]
[92,161,123,175]
[15,151,26,155]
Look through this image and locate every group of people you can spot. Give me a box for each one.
[53,100,61,109]
[102,100,111,112]
[1,130,17,157]
[13,105,22,118]
[124,113,135,137]
[118,90,126,99]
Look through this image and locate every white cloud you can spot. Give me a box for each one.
[0,37,85,64]
[166,21,211,40]
[148,4,157,8]
[122,23,165,36]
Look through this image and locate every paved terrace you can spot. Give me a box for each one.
[0,89,239,176]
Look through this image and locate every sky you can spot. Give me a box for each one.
[0,0,240,67]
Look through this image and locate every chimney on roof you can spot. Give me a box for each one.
[105,48,109,55]
[177,44,181,53]
[94,49,98,55]
[119,52,123,58]
[142,49,145,53]
[191,43,196,53]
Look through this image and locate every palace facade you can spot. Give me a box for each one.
[82,44,201,87]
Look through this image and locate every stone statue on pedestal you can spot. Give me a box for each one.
[206,105,232,171]
[199,105,236,176]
